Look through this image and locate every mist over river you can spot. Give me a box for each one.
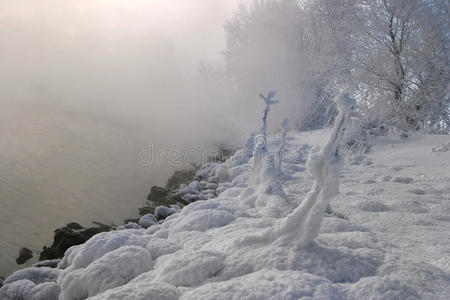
[0,101,183,276]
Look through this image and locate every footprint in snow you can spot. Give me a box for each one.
[409,189,426,195]
[432,143,450,153]
[363,179,377,184]
[393,176,414,184]
[359,200,390,212]
[382,175,392,182]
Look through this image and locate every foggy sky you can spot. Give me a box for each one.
[0,0,249,150]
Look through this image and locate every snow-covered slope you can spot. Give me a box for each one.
[1,127,449,300]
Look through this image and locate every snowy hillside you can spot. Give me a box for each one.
[1,117,450,299]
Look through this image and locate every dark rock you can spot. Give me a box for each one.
[92,221,115,229]
[147,186,168,202]
[0,276,4,288]
[139,206,155,216]
[165,169,196,190]
[65,222,84,230]
[16,247,33,265]
[124,218,140,225]
[39,246,59,261]
[52,228,85,256]
[154,206,176,221]
[39,223,112,261]
[80,227,107,241]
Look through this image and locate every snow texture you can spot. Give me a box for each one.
[2,97,449,299]
[139,214,158,229]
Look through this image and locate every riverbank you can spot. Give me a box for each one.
[4,146,232,281]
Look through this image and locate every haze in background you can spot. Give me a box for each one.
[0,0,245,276]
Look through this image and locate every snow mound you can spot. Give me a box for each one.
[3,267,60,286]
[58,229,151,270]
[181,269,332,300]
[0,279,35,300]
[89,282,179,300]
[170,209,235,234]
[146,238,180,260]
[152,250,223,287]
[59,245,153,299]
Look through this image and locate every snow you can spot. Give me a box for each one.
[1,112,449,299]
[0,279,35,300]
[3,267,60,286]
[58,246,153,299]
[169,209,236,234]
[139,214,158,229]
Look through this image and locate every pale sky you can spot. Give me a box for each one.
[0,0,248,151]
[0,0,242,115]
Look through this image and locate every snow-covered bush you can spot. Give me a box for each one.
[343,116,390,154]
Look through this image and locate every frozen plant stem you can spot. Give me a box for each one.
[275,93,355,248]
[259,90,279,150]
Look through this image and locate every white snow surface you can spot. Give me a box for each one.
[1,128,449,300]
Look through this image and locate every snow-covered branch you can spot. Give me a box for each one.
[275,92,355,248]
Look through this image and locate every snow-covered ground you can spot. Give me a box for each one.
[1,126,449,299]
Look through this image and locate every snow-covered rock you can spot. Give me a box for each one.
[139,214,158,228]
[154,206,176,220]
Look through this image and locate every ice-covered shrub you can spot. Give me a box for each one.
[259,90,279,142]
[343,115,391,154]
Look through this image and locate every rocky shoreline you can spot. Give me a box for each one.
[5,147,232,286]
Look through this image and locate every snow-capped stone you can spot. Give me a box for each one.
[139,214,158,228]
[118,222,142,230]
[154,206,176,220]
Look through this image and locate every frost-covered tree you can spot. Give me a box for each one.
[223,0,448,133]
[350,0,447,130]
